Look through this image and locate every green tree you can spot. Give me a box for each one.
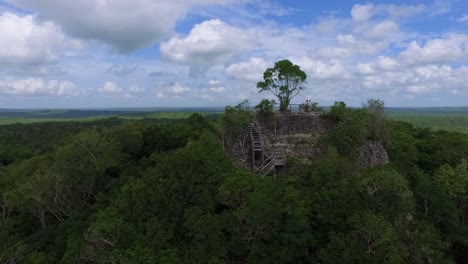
[328,101,347,121]
[318,212,407,264]
[363,98,386,141]
[257,60,307,112]
[434,160,468,261]
[220,100,253,156]
[17,128,122,227]
[219,171,312,263]
[254,99,274,115]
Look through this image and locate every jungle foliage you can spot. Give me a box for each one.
[0,104,467,263]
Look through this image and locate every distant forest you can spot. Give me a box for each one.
[1,103,467,263]
[2,107,468,133]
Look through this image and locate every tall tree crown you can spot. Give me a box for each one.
[257,59,307,111]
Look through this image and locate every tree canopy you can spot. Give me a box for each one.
[257,59,307,112]
[1,105,468,263]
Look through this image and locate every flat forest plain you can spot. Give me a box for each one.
[1,106,468,133]
[0,108,223,125]
[386,107,468,133]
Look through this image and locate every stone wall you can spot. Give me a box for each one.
[258,113,330,160]
[257,112,389,167]
[360,140,389,168]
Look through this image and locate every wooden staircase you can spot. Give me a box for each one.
[249,123,262,152]
[249,121,285,176]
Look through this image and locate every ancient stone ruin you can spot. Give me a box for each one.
[248,111,389,176]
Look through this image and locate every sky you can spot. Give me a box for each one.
[0,0,467,108]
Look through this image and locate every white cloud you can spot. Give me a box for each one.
[407,85,431,94]
[428,0,451,17]
[318,47,354,58]
[207,80,226,94]
[195,85,228,102]
[160,19,257,69]
[5,0,233,52]
[1,1,466,107]
[170,83,192,94]
[351,4,375,22]
[458,15,468,22]
[293,57,349,80]
[400,34,468,65]
[385,4,426,19]
[105,64,141,77]
[209,86,225,93]
[363,20,399,40]
[356,63,376,75]
[255,25,330,59]
[336,34,356,46]
[152,80,231,103]
[315,18,338,34]
[334,23,399,56]
[155,92,166,99]
[99,82,121,94]
[98,82,146,98]
[351,3,426,22]
[129,84,144,94]
[359,64,467,96]
[0,12,74,68]
[0,78,78,96]
[377,56,399,71]
[225,57,269,82]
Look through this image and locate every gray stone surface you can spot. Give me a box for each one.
[360,140,389,168]
[257,112,389,167]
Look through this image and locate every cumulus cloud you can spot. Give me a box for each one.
[160,19,257,73]
[376,56,399,71]
[399,34,468,65]
[98,82,145,98]
[0,78,78,96]
[99,82,121,94]
[152,80,230,103]
[2,1,466,107]
[129,84,144,94]
[170,83,192,94]
[351,3,426,22]
[292,56,349,80]
[356,63,376,75]
[351,4,376,22]
[209,86,225,93]
[153,83,192,101]
[359,64,468,96]
[5,0,233,52]
[0,12,74,68]
[225,57,269,82]
[315,18,339,34]
[361,20,399,40]
[206,80,226,93]
[193,80,229,102]
[332,23,399,56]
[318,47,354,58]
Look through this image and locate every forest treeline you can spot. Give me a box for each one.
[0,103,467,263]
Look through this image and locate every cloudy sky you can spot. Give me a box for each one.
[0,0,467,108]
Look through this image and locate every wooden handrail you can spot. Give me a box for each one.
[251,119,287,176]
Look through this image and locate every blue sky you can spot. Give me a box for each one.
[0,0,467,108]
